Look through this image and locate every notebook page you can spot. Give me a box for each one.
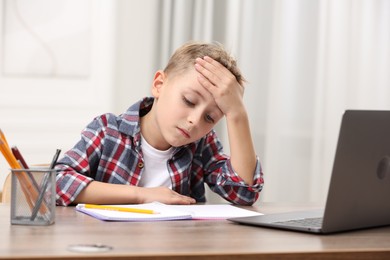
[170,204,263,220]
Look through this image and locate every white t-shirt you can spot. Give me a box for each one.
[138,135,174,188]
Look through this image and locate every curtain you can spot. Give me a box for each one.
[147,0,390,203]
[2,0,388,204]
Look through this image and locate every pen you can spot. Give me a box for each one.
[30,149,61,221]
[11,146,29,169]
[11,146,40,191]
[84,204,159,214]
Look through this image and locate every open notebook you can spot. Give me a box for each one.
[76,202,262,222]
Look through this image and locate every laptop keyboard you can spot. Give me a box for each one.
[273,217,323,228]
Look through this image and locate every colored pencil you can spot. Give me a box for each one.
[84,204,159,214]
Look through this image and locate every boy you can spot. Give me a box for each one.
[55,42,264,206]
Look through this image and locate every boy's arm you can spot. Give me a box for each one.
[195,56,257,185]
[56,114,195,206]
[57,161,195,206]
[73,181,195,205]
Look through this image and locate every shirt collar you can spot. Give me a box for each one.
[118,97,154,146]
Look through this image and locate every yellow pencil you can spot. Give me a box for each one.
[84,204,159,214]
[0,129,10,149]
[0,137,43,213]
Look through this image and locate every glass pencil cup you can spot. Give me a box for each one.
[10,168,57,225]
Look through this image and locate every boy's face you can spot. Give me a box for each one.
[150,68,223,149]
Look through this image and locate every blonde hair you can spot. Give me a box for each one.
[163,41,246,85]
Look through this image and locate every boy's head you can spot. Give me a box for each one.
[146,41,244,150]
[163,42,245,86]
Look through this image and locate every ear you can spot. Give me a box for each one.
[151,70,166,98]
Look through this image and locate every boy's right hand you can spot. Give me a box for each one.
[137,187,196,205]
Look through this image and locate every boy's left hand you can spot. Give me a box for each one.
[195,56,245,118]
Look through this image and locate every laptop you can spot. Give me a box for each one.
[228,110,390,234]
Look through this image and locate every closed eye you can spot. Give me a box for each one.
[205,114,215,124]
[183,97,195,107]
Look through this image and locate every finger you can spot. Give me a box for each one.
[195,57,226,83]
[197,73,217,95]
[179,196,196,204]
[195,57,235,87]
[170,190,196,202]
[203,56,227,72]
[194,62,221,86]
[169,194,196,205]
[200,56,232,79]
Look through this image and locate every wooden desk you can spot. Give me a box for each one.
[0,203,389,259]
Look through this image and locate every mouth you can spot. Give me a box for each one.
[177,127,191,139]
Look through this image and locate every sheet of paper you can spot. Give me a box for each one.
[76,202,263,222]
[170,204,263,220]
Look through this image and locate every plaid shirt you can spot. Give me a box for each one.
[55,97,264,206]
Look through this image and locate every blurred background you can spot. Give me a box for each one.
[1,0,389,204]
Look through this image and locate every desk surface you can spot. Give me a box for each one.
[1,203,390,260]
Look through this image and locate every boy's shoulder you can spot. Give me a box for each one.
[90,98,153,129]
[84,98,153,142]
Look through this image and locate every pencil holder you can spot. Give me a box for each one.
[10,168,56,225]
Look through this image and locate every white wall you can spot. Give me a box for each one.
[0,0,167,195]
[0,0,116,187]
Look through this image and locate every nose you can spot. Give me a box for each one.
[187,109,202,125]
